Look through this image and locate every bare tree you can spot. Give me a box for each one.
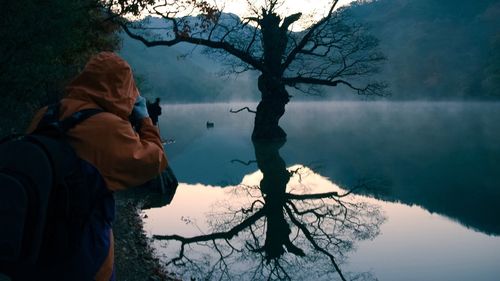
[150,140,385,281]
[103,0,386,140]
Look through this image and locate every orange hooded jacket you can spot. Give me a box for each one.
[28,52,168,280]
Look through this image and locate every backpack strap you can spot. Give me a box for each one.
[38,103,61,128]
[58,108,104,133]
[35,103,103,135]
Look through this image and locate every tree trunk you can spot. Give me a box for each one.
[253,140,305,260]
[253,140,290,260]
[252,75,290,141]
[252,11,292,141]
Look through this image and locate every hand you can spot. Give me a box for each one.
[132,95,149,121]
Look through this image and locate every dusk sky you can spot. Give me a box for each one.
[145,0,357,30]
[223,0,356,29]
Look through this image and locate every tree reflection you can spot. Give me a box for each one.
[154,140,385,281]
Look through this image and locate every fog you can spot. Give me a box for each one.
[155,101,500,235]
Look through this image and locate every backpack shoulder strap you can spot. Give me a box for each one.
[34,103,103,135]
[58,108,104,133]
[37,103,61,129]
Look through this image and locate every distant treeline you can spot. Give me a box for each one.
[0,1,120,135]
[350,0,500,99]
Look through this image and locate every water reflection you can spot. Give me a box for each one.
[144,102,500,280]
[151,140,385,281]
[160,102,500,236]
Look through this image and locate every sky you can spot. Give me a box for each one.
[222,0,356,14]
[143,0,358,31]
[221,0,357,29]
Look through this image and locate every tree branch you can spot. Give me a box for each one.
[230,106,257,113]
[120,21,264,71]
[281,0,339,73]
[280,12,302,31]
[283,77,387,96]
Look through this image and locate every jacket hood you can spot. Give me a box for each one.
[65,52,139,120]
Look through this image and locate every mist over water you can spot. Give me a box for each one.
[144,101,500,281]
[282,101,500,234]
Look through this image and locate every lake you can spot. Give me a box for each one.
[142,101,500,281]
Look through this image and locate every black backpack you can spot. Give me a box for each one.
[0,103,107,280]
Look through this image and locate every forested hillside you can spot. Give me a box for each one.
[350,0,500,99]
[119,36,259,102]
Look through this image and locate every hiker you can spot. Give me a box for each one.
[26,52,168,281]
[147,97,162,125]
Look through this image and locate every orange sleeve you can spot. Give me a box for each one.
[70,114,168,191]
[137,118,164,154]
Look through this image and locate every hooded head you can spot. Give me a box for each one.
[65,52,139,120]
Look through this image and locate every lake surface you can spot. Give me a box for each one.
[142,101,500,281]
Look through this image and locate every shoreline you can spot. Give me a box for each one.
[114,192,177,281]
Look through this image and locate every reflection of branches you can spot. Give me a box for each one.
[154,209,265,265]
[287,191,341,200]
[287,180,370,200]
[289,166,304,182]
[284,204,346,281]
[152,141,383,280]
[230,159,257,166]
[154,173,383,280]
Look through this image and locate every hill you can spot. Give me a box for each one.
[119,0,500,102]
[350,0,500,99]
[119,30,259,102]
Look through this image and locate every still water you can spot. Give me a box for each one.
[143,102,500,281]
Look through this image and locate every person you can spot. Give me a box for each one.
[147,97,162,126]
[26,52,168,281]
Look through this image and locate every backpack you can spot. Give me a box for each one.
[0,103,110,280]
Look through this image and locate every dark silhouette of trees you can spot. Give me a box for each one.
[103,0,386,140]
[151,140,385,280]
[0,0,120,135]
